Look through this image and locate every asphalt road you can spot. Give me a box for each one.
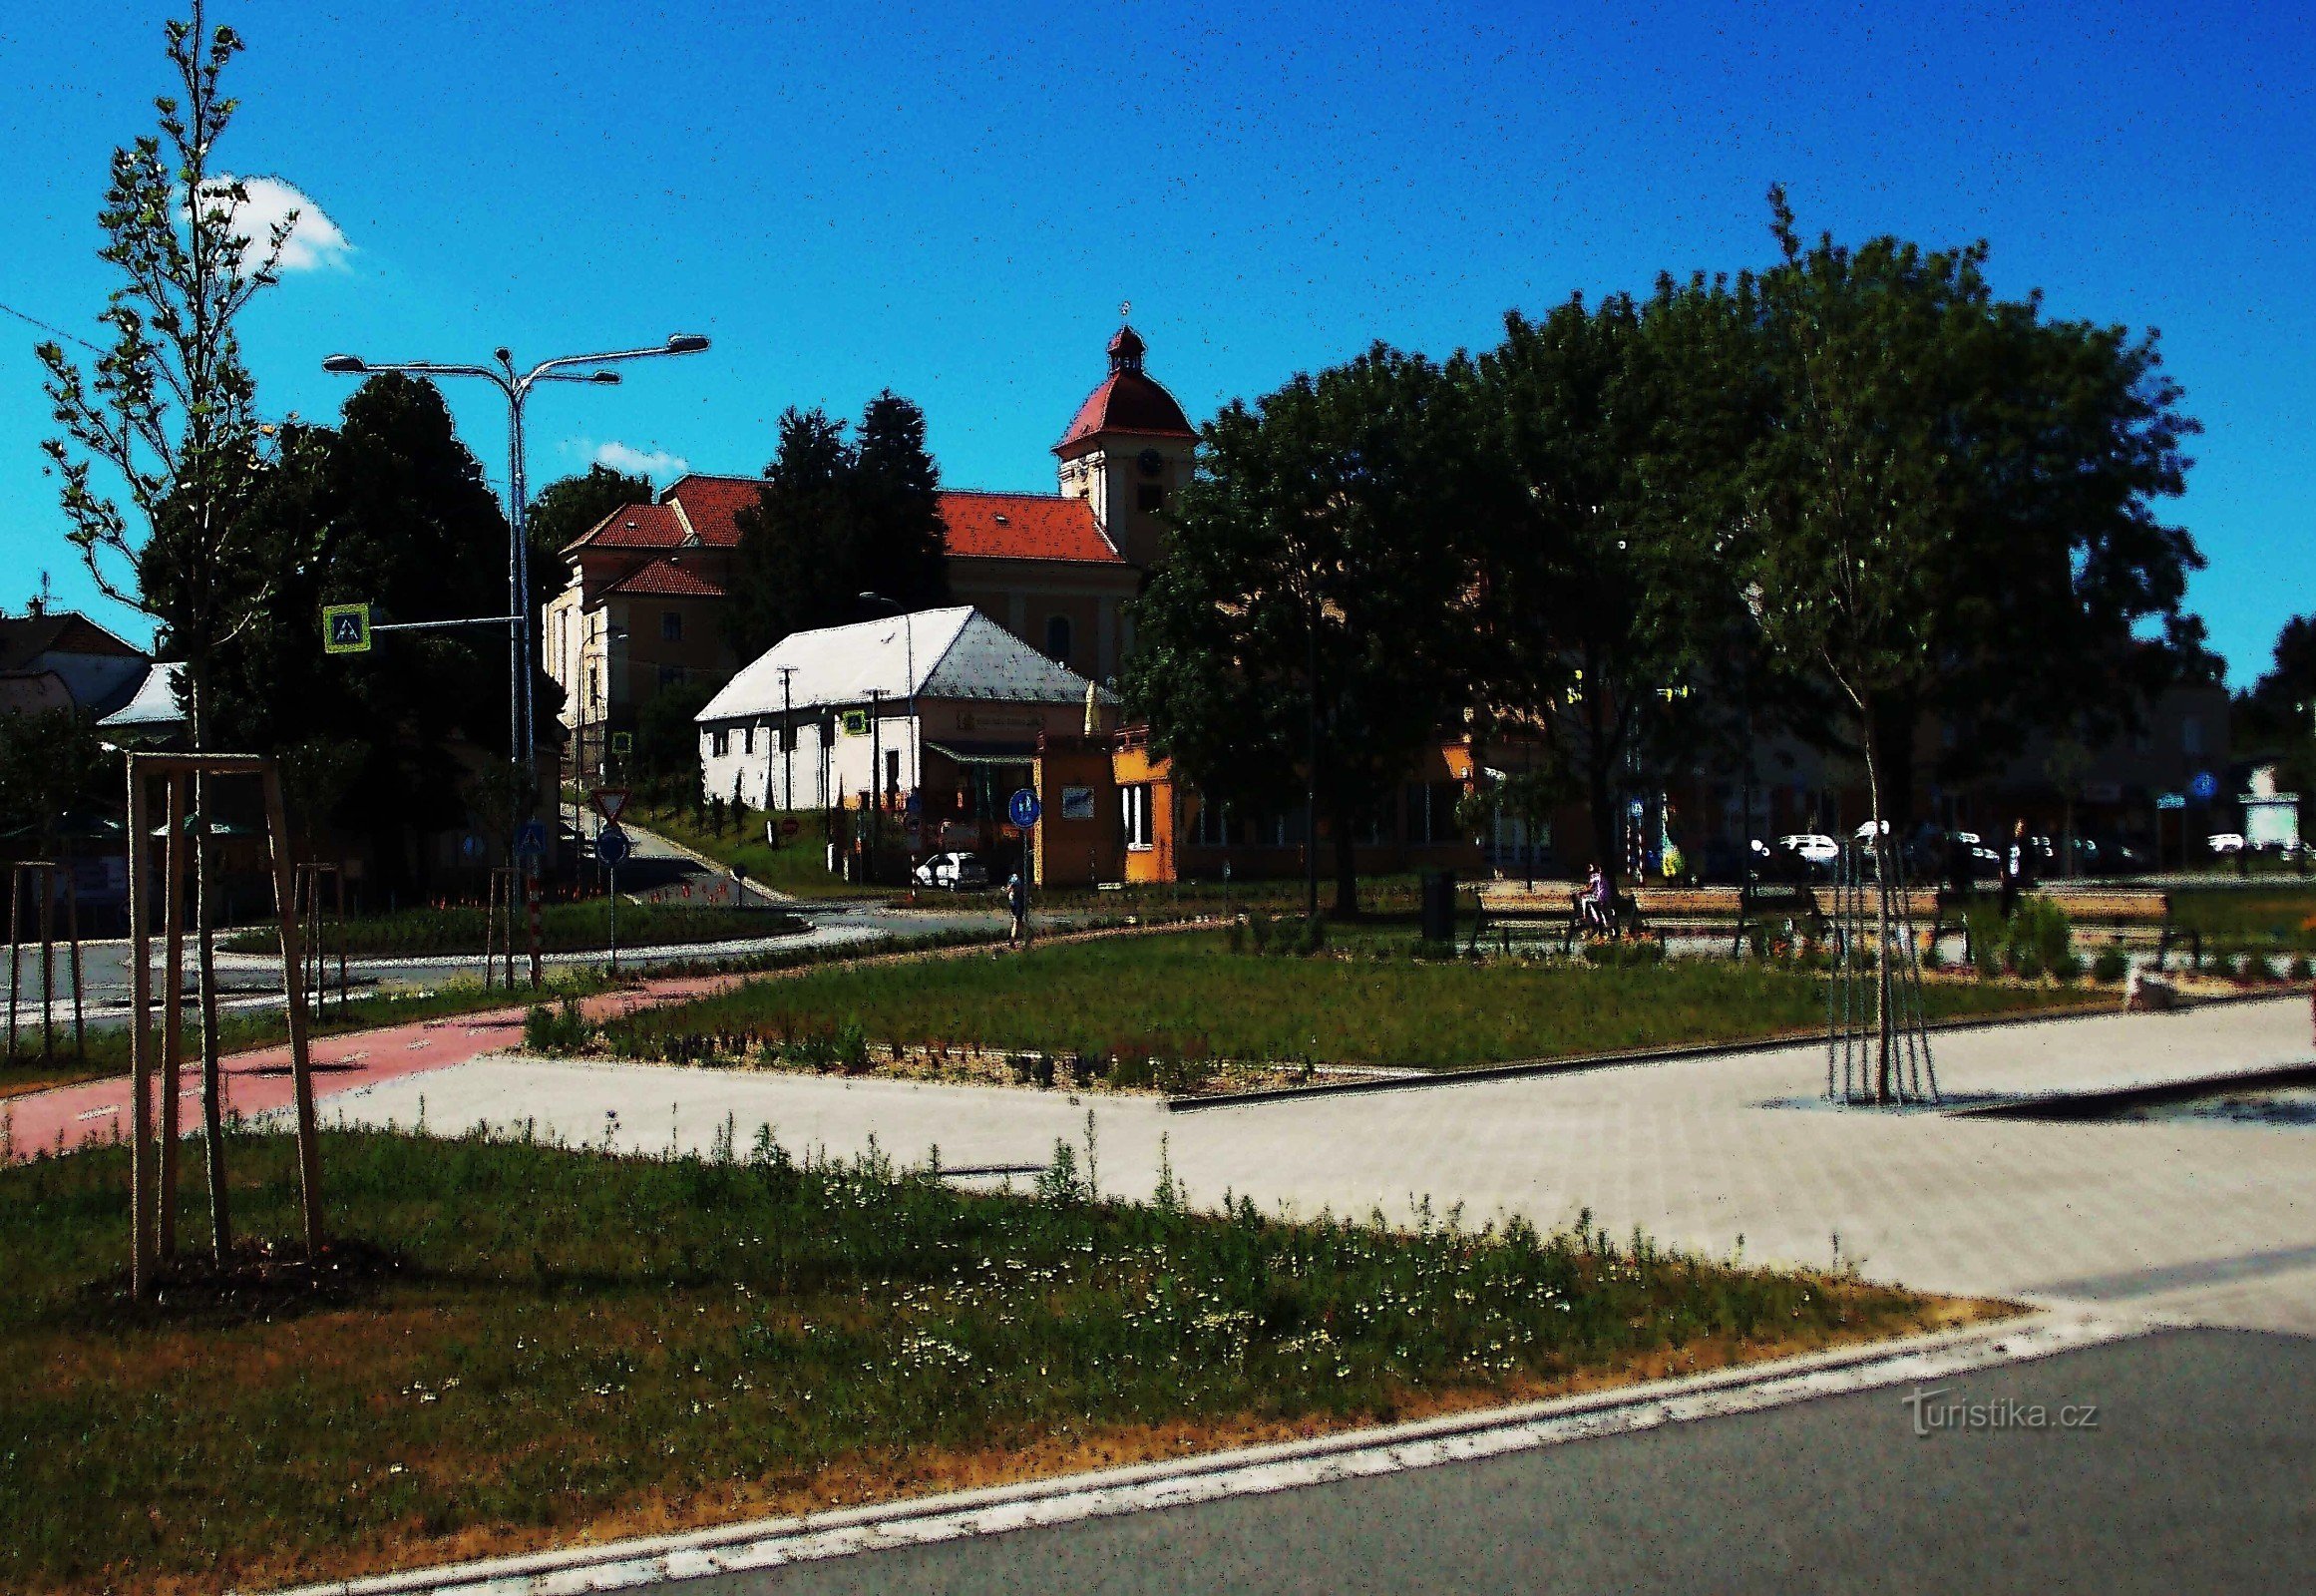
[6,818,1012,1025]
[689,1329,2314,1596]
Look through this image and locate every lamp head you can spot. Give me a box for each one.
[665,333,710,354]
[320,354,365,374]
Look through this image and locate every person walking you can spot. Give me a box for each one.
[1006,871,1029,947]
[2000,818,2034,919]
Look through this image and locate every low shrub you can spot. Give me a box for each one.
[2090,946,2129,985]
[2291,955,2313,983]
[523,998,591,1052]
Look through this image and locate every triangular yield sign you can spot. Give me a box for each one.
[591,787,629,824]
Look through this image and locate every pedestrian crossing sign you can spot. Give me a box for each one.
[322,603,372,654]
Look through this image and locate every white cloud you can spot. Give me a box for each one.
[200,175,353,272]
[593,441,689,481]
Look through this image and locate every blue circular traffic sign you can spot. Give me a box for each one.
[594,824,631,868]
[1007,788,1041,828]
[2189,770,2218,802]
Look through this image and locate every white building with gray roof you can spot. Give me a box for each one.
[697,606,1118,837]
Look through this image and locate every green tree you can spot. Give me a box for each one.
[727,407,853,659]
[1475,287,1759,886]
[208,375,513,885]
[0,708,110,857]
[1125,345,1488,916]
[1742,188,2200,1096]
[851,391,949,612]
[1743,188,2202,839]
[2233,615,2316,795]
[35,4,288,1263]
[726,393,949,660]
[636,675,717,808]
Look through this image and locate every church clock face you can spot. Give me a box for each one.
[1137,448,1165,479]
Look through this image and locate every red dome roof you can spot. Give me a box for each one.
[1054,323,1197,455]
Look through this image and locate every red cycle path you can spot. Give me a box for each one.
[1,974,743,1163]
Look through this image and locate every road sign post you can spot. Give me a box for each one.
[1007,788,1040,893]
[594,824,631,975]
[322,604,372,654]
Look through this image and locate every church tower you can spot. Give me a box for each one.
[1053,316,1199,573]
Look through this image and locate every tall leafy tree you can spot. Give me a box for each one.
[2235,615,2316,794]
[1126,345,1488,916]
[1474,288,1758,885]
[727,407,854,659]
[851,391,949,611]
[1742,187,2203,840]
[35,4,288,1262]
[727,394,949,659]
[209,375,514,881]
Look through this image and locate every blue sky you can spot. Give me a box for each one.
[4,1,2311,684]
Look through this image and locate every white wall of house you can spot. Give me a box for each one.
[701,695,1091,812]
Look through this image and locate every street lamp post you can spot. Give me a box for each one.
[321,333,709,847]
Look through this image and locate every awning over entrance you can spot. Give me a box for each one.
[924,739,1039,766]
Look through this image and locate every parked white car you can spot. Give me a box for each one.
[912,850,990,891]
[1778,833,1841,866]
[2206,832,2247,856]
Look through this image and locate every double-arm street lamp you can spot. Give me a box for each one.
[320,333,710,848]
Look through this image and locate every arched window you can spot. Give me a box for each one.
[1044,614,1073,666]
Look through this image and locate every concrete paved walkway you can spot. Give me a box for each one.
[308,995,2316,1336]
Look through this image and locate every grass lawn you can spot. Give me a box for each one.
[0,1129,1970,1594]
[0,973,617,1105]
[2166,884,2316,955]
[219,900,805,959]
[618,800,889,901]
[599,932,2104,1074]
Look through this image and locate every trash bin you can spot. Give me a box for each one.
[1420,868,1457,945]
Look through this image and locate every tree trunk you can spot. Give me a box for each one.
[1858,700,1895,1105]
[190,664,232,1263]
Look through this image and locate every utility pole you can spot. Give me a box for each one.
[1305,590,1320,922]
[866,688,884,884]
[778,665,797,816]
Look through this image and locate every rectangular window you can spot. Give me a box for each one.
[743,725,755,755]
[885,749,901,799]
[1122,784,1155,849]
[662,610,683,642]
[712,727,729,757]
[1192,794,1231,848]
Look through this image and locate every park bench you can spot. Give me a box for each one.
[1927,888,2176,963]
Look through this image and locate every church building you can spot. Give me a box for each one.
[542,322,1198,780]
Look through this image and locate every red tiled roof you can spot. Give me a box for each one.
[1054,371,1198,453]
[1055,323,1198,454]
[660,474,760,548]
[567,502,688,552]
[939,491,1123,565]
[599,556,727,598]
[567,478,1126,567]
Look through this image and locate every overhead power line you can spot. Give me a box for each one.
[0,300,107,354]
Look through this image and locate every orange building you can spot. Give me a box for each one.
[1033,725,1490,889]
